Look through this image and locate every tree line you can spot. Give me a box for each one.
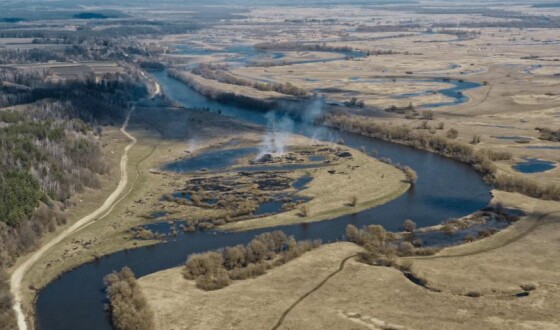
[191,64,309,98]
[323,114,560,201]
[183,231,321,291]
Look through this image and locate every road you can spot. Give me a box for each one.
[10,108,137,330]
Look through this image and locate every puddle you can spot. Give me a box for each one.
[293,175,313,189]
[513,158,556,173]
[309,155,327,162]
[493,136,532,140]
[526,146,560,150]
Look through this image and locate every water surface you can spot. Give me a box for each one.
[35,70,492,330]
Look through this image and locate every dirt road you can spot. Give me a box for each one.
[10,108,137,330]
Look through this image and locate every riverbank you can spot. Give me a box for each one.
[139,191,560,330]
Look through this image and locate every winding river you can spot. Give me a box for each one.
[35,69,491,329]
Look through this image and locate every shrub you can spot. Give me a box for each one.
[223,245,247,270]
[279,238,321,263]
[183,251,224,280]
[398,260,414,272]
[229,263,268,280]
[489,174,560,201]
[441,224,456,236]
[298,205,310,217]
[520,283,537,291]
[246,239,272,263]
[466,291,481,297]
[104,267,155,330]
[403,219,416,232]
[182,231,320,290]
[421,110,435,120]
[346,224,361,244]
[470,135,481,145]
[195,268,230,291]
[348,195,358,207]
[398,242,415,256]
[402,166,418,184]
[253,231,288,252]
[446,128,458,139]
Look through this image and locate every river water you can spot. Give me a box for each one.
[35,69,491,329]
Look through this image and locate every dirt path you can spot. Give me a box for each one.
[271,254,357,330]
[10,108,137,330]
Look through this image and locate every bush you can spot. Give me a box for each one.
[402,166,418,184]
[348,195,358,207]
[520,283,537,291]
[398,260,414,272]
[229,263,268,280]
[298,205,310,217]
[398,242,415,256]
[182,230,321,290]
[489,174,560,201]
[466,291,481,297]
[223,245,247,270]
[402,219,416,232]
[245,239,272,263]
[182,251,224,280]
[470,135,481,145]
[195,268,230,291]
[421,110,435,120]
[446,128,458,139]
[441,224,456,235]
[104,267,155,330]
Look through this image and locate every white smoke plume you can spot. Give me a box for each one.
[258,96,338,157]
[259,112,294,156]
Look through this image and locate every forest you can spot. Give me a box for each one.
[0,66,148,327]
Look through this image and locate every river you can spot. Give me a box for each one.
[35,70,491,329]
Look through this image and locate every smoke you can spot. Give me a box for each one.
[186,137,200,153]
[259,112,294,156]
[302,97,336,143]
[258,96,338,157]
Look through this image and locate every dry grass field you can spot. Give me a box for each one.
[140,193,560,330]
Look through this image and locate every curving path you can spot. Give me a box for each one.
[271,254,358,330]
[10,108,137,330]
